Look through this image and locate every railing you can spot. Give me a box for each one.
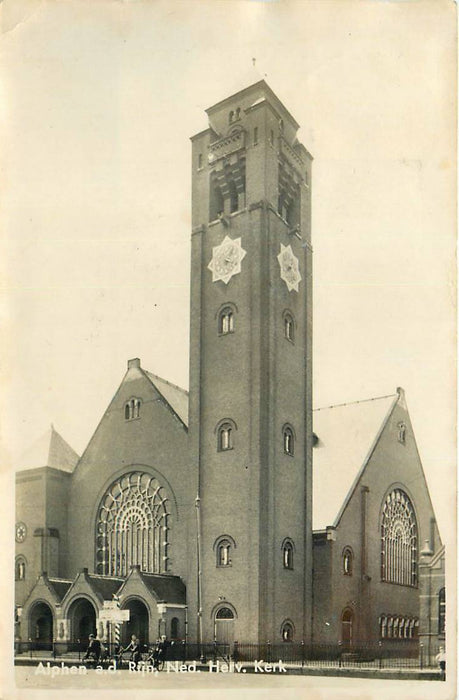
[14,639,440,670]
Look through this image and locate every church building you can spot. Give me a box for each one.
[15,81,444,655]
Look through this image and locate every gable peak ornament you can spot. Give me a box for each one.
[208,235,247,284]
[278,243,301,292]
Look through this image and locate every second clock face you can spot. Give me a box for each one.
[278,244,302,292]
[16,522,27,543]
[208,235,247,284]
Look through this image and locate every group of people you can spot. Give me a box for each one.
[82,633,170,669]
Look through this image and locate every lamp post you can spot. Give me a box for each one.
[195,494,205,663]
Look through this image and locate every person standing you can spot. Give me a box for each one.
[435,646,446,675]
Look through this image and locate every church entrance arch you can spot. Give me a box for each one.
[68,598,97,645]
[123,598,149,645]
[341,608,354,649]
[29,602,53,650]
[214,606,235,649]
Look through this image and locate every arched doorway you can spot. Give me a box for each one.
[214,606,235,646]
[341,608,354,649]
[123,598,149,645]
[29,602,54,650]
[68,598,97,645]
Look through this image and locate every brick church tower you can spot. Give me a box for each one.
[188,82,313,644]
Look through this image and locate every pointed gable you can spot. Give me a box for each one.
[61,569,123,609]
[117,566,186,605]
[47,577,73,601]
[313,392,398,530]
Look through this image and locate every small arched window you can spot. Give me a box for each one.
[236,107,241,120]
[214,534,236,567]
[216,419,237,452]
[398,422,406,444]
[253,127,258,145]
[438,587,446,636]
[282,539,294,570]
[15,557,26,581]
[281,620,294,641]
[343,547,353,576]
[217,540,231,567]
[283,425,294,456]
[229,110,234,124]
[216,606,234,620]
[218,424,232,451]
[283,312,295,342]
[380,615,387,638]
[124,398,142,421]
[171,617,179,639]
[219,308,234,335]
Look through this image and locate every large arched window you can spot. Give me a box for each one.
[96,471,170,576]
[380,488,417,586]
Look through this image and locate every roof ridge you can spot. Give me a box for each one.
[48,578,72,583]
[145,370,189,396]
[88,574,124,580]
[140,572,180,578]
[314,393,397,412]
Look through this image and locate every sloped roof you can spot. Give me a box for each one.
[86,574,125,600]
[47,578,73,601]
[140,572,186,605]
[312,393,398,531]
[144,371,189,427]
[15,425,79,473]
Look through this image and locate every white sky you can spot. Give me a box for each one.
[1,0,456,541]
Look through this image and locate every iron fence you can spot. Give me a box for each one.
[14,639,439,670]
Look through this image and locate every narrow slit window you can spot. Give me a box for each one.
[283,426,294,456]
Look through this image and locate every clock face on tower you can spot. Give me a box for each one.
[208,235,247,284]
[277,244,302,292]
[15,522,27,543]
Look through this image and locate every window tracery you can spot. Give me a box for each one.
[380,488,417,586]
[95,471,169,576]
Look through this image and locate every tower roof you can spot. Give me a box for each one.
[15,424,79,473]
[206,80,300,131]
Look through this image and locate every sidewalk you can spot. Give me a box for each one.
[14,655,443,681]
